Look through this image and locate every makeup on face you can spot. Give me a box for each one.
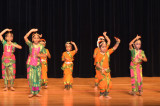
[32,35,40,44]
[65,44,72,52]
[134,40,141,50]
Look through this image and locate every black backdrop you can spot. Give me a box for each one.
[0,0,159,78]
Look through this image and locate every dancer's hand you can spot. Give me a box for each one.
[101,68,105,73]
[70,41,75,45]
[136,34,141,39]
[39,34,42,38]
[103,32,107,36]
[6,28,12,32]
[70,41,78,53]
[31,28,38,32]
[65,58,70,61]
[114,37,121,43]
[34,52,38,58]
[138,54,143,60]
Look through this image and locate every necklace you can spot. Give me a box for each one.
[100,52,105,55]
[33,44,39,58]
[7,45,12,52]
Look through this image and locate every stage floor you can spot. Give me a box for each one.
[0,77,160,106]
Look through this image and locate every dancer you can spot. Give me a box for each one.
[93,31,110,90]
[40,39,51,89]
[24,29,46,98]
[129,35,147,96]
[0,28,22,91]
[61,41,78,91]
[96,37,120,98]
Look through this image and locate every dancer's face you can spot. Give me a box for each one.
[32,35,40,44]
[5,33,13,42]
[66,44,72,52]
[134,40,141,50]
[100,42,107,53]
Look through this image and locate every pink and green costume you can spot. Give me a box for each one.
[26,40,46,95]
[1,39,17,87]
[130,49,146,92]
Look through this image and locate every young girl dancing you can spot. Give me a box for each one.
[24,29,46,98]
[93,32,110,90]
[0,28,22,91]
[96,37,120,99]
[40,39,51,89]
[129,35,147,96]
[61,41,78,91]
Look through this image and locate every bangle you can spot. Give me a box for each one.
[116,41,120,44]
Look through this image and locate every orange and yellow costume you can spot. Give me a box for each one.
[41,49,50,86]
[95,48,114,96]
[61,50,76,89]
[93,44,109,86]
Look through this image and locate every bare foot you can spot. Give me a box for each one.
[105,96,112,99]
[94,86,98,91]
[3,87,8,91]
[44,86,48,89]
[129,91,136,96]
[99,95,103,99]
[28,94,34,98]
[11,87,15,91]
[139,92,142,96]
[64,88,67,91]
[35,94,42,97]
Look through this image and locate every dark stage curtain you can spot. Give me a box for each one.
[0,0,159,78]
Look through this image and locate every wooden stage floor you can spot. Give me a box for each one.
[0,77,160,106]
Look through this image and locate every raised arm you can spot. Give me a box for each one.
[24,28,38,42]
[103,32,111,46]
[0,28,12,41]
[71,41,78,53]
[112,37,121,51]
[129,34,141,50]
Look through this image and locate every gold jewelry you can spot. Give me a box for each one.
[116,41,120,44]
[7,45,11,52]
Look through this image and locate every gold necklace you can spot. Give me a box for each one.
[33,44,39,58]
[7,44,11,52]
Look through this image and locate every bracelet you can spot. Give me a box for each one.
[116,41,120,44]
